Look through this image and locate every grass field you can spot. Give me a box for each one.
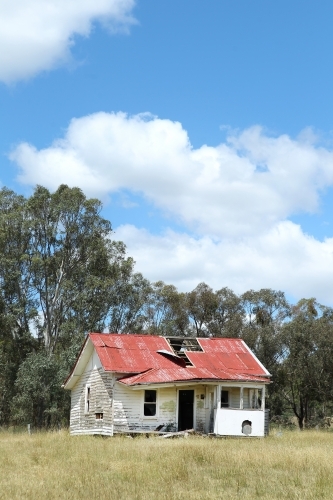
[1,430,333,499]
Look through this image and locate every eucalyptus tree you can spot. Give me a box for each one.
[281,298,333,429]
[239,289,291,418]
[185,282,218,336]
[25,184,130,354]
[161,286,189,337]
[0,187,37,339]
[209,287,244,338]
[0,188,37,424]
[143,281,189,336]
[107,269,152,333]
[108,278,190,336]
[0,184,132,426]
[11,349,70,428]
[240,289,290,369]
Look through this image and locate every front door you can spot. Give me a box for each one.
[178,390,194,431]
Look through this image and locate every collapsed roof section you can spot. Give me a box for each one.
[165,337,203,366]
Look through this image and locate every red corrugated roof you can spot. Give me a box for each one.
[87,333,270,385]
[118,367,268,386]
[90,333,185,373]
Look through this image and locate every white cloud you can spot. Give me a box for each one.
[10,111,333,302]
[115,223,333,304]
[11,112,333,238]
[0,0,136,83]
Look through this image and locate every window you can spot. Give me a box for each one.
[85,385,90,414]
[144,390,157,416]
[221,390,229,408]
[95,413,103,420]
[258,389,262,408]
[249,389,262,409]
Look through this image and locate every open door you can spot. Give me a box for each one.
[178,390,194,431]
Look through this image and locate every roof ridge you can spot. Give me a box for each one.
[89,332,244,340]
[89,332,159,337]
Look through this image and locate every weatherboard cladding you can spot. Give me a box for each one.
[87,333,269,386]
[70,364,114,436]
[113,382,179,432]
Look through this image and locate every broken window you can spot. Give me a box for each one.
[249,389,263,409]
[144,390,157,416]
[85,385,90,413]
[258,389,262,408]
[221,390,229,408]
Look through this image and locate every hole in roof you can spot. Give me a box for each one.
[165,337,203,367]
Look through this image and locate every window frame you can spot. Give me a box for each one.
[142,389,158,419]
[84,384,91,414]
[220,390,229,408]
[249,388,263,409]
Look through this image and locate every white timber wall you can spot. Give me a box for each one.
[194,385,206,432]
[113,382,178,432]
[214,409,265,437]
[113,383,210,433]
[70,350,114,436]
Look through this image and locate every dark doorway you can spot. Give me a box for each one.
[178,390,194,431]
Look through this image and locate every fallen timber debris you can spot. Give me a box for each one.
[160,429,195,439]
[114,429,204,438]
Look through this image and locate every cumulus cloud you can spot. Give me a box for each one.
[11,112,333,238]
[10,111,333,302]
[115,223,333,304]
[0,0,136,83]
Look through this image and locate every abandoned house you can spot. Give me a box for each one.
[63,333,271,437]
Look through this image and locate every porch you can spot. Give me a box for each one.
[205,383,269,437]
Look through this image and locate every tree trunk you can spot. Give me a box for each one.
[297,396,305,430]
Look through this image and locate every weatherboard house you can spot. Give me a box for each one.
[63,334,271,437]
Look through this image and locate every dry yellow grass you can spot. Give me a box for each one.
[1,430,333,499]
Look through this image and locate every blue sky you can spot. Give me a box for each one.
[2,0,333,303]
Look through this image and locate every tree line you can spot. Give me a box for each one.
[1,185,333,430]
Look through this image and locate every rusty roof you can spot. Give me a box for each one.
[85,333,270,386]
[90,334,186,373]
[118,367,269,386]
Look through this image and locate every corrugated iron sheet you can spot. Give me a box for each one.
[90,333,183,373]
[118,367,267,386]
[88,333,270,385]
[197,338,248,354]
